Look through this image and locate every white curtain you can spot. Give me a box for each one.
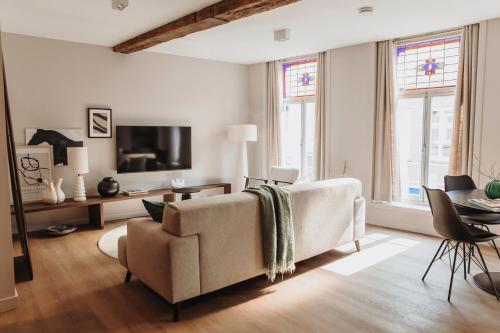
[266,61,282,173]
[373,40,400,202]
[314,51,332,180]
[449,24,480,176]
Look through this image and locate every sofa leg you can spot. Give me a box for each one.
[355,240,361,252]
[172,302,181,322]
[125,271,132,283]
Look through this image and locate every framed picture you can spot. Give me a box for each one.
[88,108,112,138]
[25,128,84,166]
[15,146,54,202]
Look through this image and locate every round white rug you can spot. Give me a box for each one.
[97,225,127,259]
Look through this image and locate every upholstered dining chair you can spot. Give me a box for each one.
[244,166,300,189]
[422,186,500,301]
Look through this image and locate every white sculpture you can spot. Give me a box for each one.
[55,177,65,204]
[41,179,58,205]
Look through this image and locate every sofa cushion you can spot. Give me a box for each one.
[142,199,166,223]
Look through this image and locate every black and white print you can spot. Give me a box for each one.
[15,146,53,202]
[25,128,84,166]
[88,108,112,138]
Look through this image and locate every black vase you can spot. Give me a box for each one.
[97,177,120,198]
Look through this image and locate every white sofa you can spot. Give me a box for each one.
[118,178,366,321]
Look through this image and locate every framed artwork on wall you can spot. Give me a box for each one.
[88,108,112,138]
[25,128,84,166]
[15,146,54,202]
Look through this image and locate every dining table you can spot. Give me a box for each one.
[447,189,500,297]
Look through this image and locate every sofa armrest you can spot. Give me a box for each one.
[354,197,366,240]
[123,218,201,304]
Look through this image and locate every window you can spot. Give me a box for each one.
[395,34,460,203]
[280,58,317,180]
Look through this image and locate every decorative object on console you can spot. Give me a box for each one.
[26,128,83,166]
[124,189,149,196]
[55,177,65,203]
[227,124,257,192]
[88,108,112,138]
[67,147,89,202]
[41,179,58,205]
[172,187,201,200]
[45,225,77,236]
[15,146,53,202]
[142,200,166,222]
[171,178,185,189]
[98,177,120,197]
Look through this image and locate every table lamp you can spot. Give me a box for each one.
[228,124,257,192]
[67,147,89,202]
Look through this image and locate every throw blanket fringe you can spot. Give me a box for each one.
[244,184,295,282]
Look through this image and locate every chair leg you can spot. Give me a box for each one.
[491,240,500,261]
[354,240,361,252]
[422,239,447,281]
[463,243,467,280]
[439,239,450,259]
[448,243,459,302]
[474,244,500,301]
[468,244,474,273]
[172,302,181,322]
[125,271,132,283]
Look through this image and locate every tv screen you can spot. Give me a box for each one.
[116,126,191,173]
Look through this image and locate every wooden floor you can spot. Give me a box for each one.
[2,221,500,333]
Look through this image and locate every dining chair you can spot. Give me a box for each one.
[444,175,500,261]
[244,166,299,189]
[422,186,500,301]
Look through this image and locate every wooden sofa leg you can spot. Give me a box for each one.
[355,240,361,252]
[172,302,181,322]
[125,271,132,283]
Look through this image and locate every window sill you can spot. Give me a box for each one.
[368,201,431,216]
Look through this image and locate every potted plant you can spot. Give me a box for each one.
[477,162,500,199]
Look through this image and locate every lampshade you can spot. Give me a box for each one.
[227,124,257,142]
[67,147,89,174]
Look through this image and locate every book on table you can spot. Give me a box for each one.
[469,198,500,210]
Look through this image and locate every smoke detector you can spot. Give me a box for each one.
[358,6,374,15]
[274,29,291,42]
[112,0,129,11]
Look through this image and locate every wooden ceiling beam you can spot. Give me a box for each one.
[113,0,301,54]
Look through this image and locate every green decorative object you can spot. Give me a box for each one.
[485,180,500,199]
[142,200,166,223]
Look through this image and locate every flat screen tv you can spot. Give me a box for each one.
[116,126,191,173]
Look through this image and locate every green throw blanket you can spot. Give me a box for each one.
[244,184,295,282]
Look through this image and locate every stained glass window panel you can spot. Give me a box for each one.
[396,36,461,91]
[283,58,317,98]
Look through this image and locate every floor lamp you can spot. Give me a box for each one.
[228,124,257,192]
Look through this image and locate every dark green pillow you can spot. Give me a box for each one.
[142,200,166,223]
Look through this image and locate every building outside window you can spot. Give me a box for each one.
[280,57,317,180]
[395,34,461,203]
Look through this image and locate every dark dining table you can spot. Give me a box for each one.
[447,189,500,296]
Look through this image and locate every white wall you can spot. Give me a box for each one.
[0,33,17,312]
[2,33,250,230]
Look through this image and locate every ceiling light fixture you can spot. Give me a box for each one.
[358,6,374,15]
[112,0,129,11]
[274,29,291,42]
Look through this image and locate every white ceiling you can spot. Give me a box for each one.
[1,0,500,64]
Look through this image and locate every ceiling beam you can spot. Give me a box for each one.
[113,0,301,54]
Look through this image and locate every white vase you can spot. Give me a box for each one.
[41,179,58,205]
[55,177,65,204]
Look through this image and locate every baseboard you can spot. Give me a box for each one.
[0,289,18,313]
